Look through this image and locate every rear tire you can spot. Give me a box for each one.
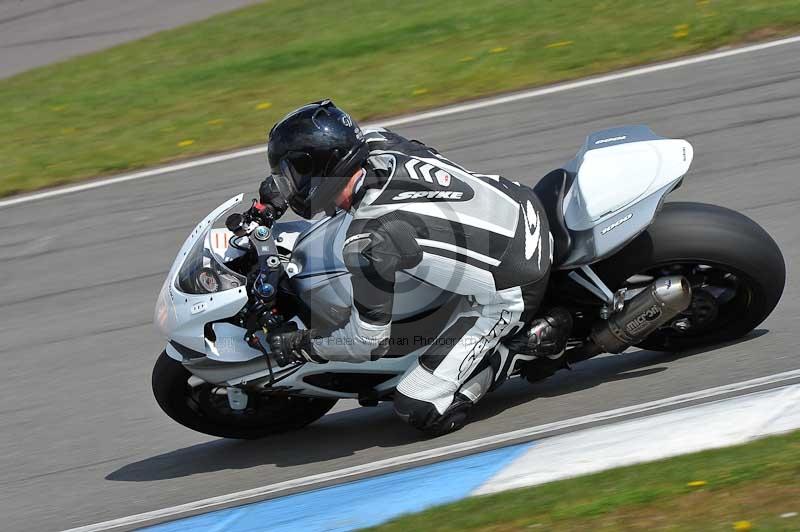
[152,352,337,439]
[593,202,785,351]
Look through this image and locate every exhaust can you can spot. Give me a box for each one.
[591,276,692,353]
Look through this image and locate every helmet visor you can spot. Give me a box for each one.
[273,153,337,218]
[272,147,363,218]
[272,154,318,218]
[272,164,296,201]
[273,152,312,196]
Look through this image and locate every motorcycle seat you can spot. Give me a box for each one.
[533,168,575,267]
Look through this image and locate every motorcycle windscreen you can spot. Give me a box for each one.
[175,223,247,294]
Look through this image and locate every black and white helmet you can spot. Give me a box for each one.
[267,100,369,218]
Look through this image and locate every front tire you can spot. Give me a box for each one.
[593,202,785,351]
[152,352,337,439]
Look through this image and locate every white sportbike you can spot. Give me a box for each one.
[153,126,785,439]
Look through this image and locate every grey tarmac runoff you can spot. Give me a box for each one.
[1,38,799,532]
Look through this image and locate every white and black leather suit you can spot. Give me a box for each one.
[305,128,553,432]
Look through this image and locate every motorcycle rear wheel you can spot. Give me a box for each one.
[152,351,337,439]
[593,202,785,351]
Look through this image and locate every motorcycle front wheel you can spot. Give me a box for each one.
[152,352,337,439]
[593,202,785,351]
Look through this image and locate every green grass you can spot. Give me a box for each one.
[368,430,800,531]
[3,0,800,196]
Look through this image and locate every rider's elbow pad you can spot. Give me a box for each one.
[342,215,423,283]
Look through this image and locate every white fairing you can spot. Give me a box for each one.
[154,194,252,361]
[565,139,693,231]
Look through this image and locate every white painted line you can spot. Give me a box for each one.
[63,368,800,532]
[5,34,800,211]
[0,147,268,209]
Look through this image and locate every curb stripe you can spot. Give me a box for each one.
[139,444,529,532]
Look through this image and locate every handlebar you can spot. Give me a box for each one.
[225,198,285,236]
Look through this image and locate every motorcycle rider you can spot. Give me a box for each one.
[260,100,571,435]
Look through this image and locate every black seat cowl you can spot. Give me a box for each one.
[533,169,575,268]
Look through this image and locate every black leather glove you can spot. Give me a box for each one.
[258,176,288,216]
[268,329,326,366]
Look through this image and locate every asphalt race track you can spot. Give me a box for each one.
[1,41,799,532]
[0,0,258,79]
